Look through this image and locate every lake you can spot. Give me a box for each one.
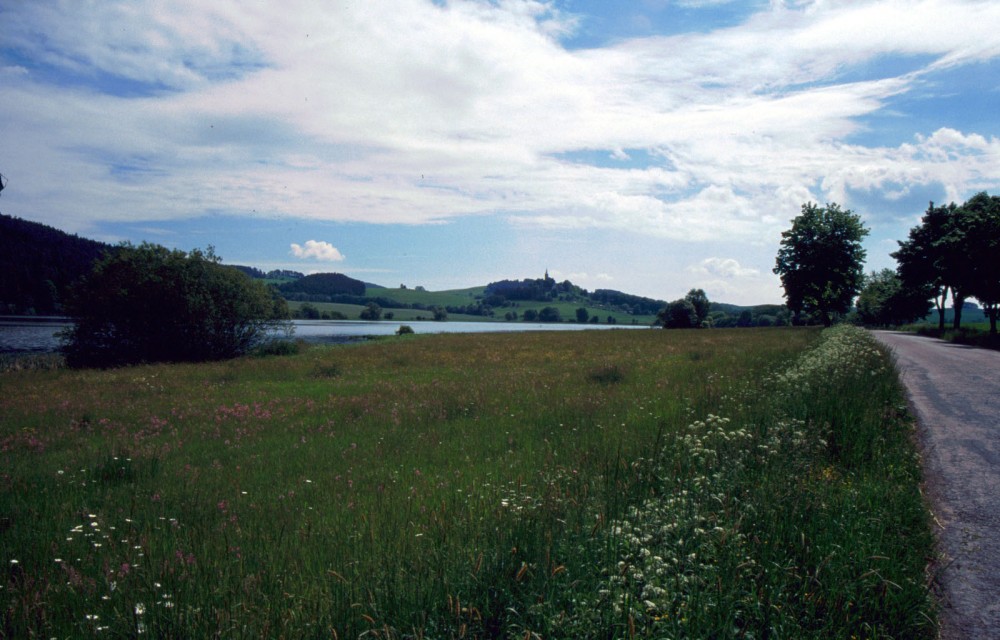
[0,317,650,354]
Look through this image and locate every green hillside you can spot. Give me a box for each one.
[366,285,486,308]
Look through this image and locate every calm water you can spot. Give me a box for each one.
[0,318,74,354]
[0,318,648,354]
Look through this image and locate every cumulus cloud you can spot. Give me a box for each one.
[688,257,760,279]
[2,0,1000,250]
[290,240,345,262]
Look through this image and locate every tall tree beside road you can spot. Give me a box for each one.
[892,194,999,332]
[892,203,960,331]
[962,192,1000,335]
[773,202,869,326]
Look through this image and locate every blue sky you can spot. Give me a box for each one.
[2,0,999,304]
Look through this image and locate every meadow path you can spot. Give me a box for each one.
[872,331,1000,640]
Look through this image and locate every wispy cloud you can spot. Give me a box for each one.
[1,0,999,303]
[4,1,998,233]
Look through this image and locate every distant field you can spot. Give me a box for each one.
[367,285,487,307]
[286,300,498,322]
[309,287,657,325]
[1,328,933,638]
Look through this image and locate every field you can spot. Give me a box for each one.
[301,286,658,325]
[1,327,934,638]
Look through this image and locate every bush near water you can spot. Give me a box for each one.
[1,327,933,638]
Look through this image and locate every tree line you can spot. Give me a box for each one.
[773,193,1000,335]
[890,193,1000,334]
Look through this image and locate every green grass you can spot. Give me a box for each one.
[288,300,496,322]
[1,327,935,638]
[906,323,1000,350]
[288,298,653,324]
[367,285,488,308]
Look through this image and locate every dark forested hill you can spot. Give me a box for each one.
[0,213,113,315]
[278,272,366,299]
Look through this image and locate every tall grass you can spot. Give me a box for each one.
[0,327,933,638]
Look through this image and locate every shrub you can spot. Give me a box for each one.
[62,243,290,368]
[396,325,415,335]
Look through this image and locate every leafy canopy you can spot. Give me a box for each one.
[62,243,289,368]
[774,202,869,326]
[855,269,930,327]
[892,193,1000,333]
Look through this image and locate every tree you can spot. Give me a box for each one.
[684,289,711,326]
[961,192,1000,335]
[62,243,289,368]
[575,307,590,323]
[658,299,698,329]
[736,310,754,328]
[297,302,321,319]
[855,269,931,327]
[774,202,869,326]
[537,306,562,322]
[892,201,982,330]
[359,302,382,320]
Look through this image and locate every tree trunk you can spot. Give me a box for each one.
[935,286,948,331]
[953,293,965,330]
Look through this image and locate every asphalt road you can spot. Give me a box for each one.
[872,331,1000,640]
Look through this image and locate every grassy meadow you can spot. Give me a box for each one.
[1,327,934,638]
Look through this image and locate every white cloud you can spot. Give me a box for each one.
[688,257,760,279]
[290,240,345,262]
[2,0,1000,296]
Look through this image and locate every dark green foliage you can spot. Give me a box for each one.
[296,302,322,319]
[279,272,366,297]
[62,243,290,368]
[684,288,711,326]
[774,202,869,326]
[0,213,113,315]
[359,302,382,320]
[483,272,562,302]
[961,193,1000,334]
[591,289,667,315]
[537,306,562,322]
[396,324,415,335]
[229,264,267,279]
[893,202,964,330]
[893,193,1000,333]
[575,307,590,323]
[856,269,930,327]
[658,299,699,328]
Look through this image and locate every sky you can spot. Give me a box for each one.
[2,0,999,305]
